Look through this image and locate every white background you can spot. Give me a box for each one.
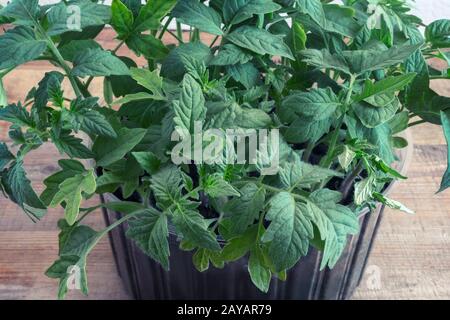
[0,0,448,25]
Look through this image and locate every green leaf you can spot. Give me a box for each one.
[132,151,161,175]
[161,42,211,82]
[370,155,407,179]
[58,40,101,62]
[262,192,312,271]
[223,183,265,234]
[282,88,340,121]
[172,0,223,36]
[210,43,253,66]
[227,62,259,89]
[120,0,142,17]
[130,68,165,99]
[126,33,169,60]
[301,49,350,75]
[72,48,130,77]
[51,130,94,159]
[354,73,417,103]
[388,111,409,135]
[338,145,356,171]
[284,117,330,144]
[93,127,147,167]
[46,224,100,299]
[210,44,253,66]
[193,248,210,272]
[151,166,184,207]
[111,0,134,39]
[193,248,224,271]
[248,246,272,293]
[173,74,206,133]
[438,110,450,193]
[353,98,399,128]
[171,206,221,251]
[0,143,14,171]
[354,176,375,206]
[343,44,423,75]
[0,26,46,69]
[0,0,39,26]
[0,78,7,107]
[45,255,82,299]
[227,26,294,59]
[221,225,258,262]
[322,4,361,38]
[114,92,165,105]
[34,72,65,110]
[373,192,414,214]
[75,109,117,138]
[296,0,326,27]
[133,0,177,32]
[279,153,342,189]
[0,103,34,127]
[126,208,170,270]
[307,189,359,269]
[41,159,87,206]
[46,0,111,36]
[302,44,422,76]
[2,160,47,220]
[50,170,96,225]
[203,173,240,198]
[237,107,272,129]
[223,0,281,25]
[207,102,272,129]
[425,19,450,47]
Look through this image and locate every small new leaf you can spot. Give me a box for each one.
[50,169,96,225]
[126,208,170,270]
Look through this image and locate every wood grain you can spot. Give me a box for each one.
[0,29,449,300]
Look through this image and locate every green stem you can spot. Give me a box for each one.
[99,211,141,237]
[237,179,307,202]
[321,74,356,169]
[176,22,183,44]
[408,119,426,127]
[339,161,364,200]
[46,39,83,98]
[430,75,449,80]
[167,28,184,43]
[158,17,174,40]
[209,35,220,48]
[303,141,315,162]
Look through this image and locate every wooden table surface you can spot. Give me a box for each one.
[0,30,449,300]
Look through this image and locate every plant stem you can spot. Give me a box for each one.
[46,39,83,98]
[167,28,184,43]
[237,179,307,202]
[408,119,426,127]
[430,75,449,80]
[303,141,315,162]
[339,161,364,200]
[158,17,174,40]
[176,22,184,44]
[209,35,220,48]
[321,74,356,169]
[99,211,141,237]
